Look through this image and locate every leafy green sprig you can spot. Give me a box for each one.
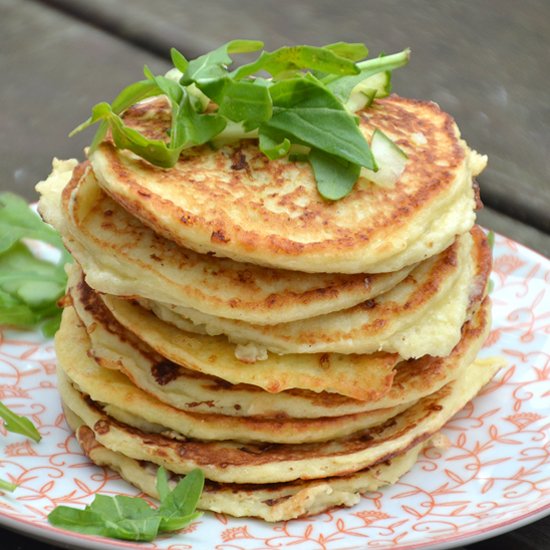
[0,193,70,336]
[48,467,204,542]
[0,478,17,493]
[73,41,410,199]
[0,400,42,492]
[0,194,57,490]
[0,401,41,443]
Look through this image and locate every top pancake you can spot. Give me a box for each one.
[36,160,413,324]
[90,95,486,274]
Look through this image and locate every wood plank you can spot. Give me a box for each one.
[0,0,169,200]
[38,0,550,233]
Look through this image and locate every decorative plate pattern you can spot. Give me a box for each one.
[0,233,549,550]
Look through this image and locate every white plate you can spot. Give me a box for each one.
[0,233,549,550]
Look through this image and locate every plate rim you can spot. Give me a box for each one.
[0,488,549,550]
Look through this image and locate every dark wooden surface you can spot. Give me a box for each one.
[0,0,548,548]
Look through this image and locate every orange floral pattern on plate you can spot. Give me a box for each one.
[0,233,548,550]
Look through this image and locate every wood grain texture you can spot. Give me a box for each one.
[0,0,168,200]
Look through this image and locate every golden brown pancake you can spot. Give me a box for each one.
[57,306,408,444]
[48,163,412,324]
[68,261,491,418]
[66,263,398,401]
[36,80,495,524]
[64,405,432,522]
[112,226,490,358]
[57,354,503,484]
[90,95,486,273]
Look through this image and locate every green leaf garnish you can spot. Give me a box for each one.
[309,148,361,200]
[259,129,291,160]
[0,478,17,493]
[323,42,370,61]
[0,396,42,492]
[324,49,410,102]
[0,193,66,254]
[73,41,410,199]
[217,80,272,124]
[0,401,41,442]
[157,469,203,531]
[48,467,204,542]
[180,39,264,89]
[0,194,70,335]
[0,195,66,495]
[265,75,375,169]
[231,44,360,79]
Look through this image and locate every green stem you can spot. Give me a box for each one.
[0,478,17,493]
[322,49,410,85]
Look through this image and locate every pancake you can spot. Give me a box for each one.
[64,405,432,522]
[57,306,409,444]
[69,259,492,418]
[66,265,400,400]
[68,269,396,412]
[37,60,495,524]
[90,95,486,274]
[57,353,503,484]
[111,226,490,358]
[45,163,412,324]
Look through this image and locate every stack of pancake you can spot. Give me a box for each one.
[37,95,499,522]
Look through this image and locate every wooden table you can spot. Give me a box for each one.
[1,0,549,548]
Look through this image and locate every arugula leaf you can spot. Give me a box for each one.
[144,66,183,103]
[309,148,361,200]
[157,468,204,531]
[231,44,360,79]
[83,103,183,168]
[323,42,369,61]
[71,80,161,153]
[0,397,42,491]
[48,507,119,537]
[0,401,41,442]
[217,80,272,124]
[265,75,375,169]
[87,495,161,541]
[0,195,69,335]
[172,91,227,148]
[179,39,264,101]
[170,48,189,73]
[0,194,66,254]
[156,465,171,501]
[258,127,291,160]
[48,467,204,542]
[180,39,264,85]
[73,41,410,199]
